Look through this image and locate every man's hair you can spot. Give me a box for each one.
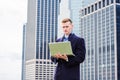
[61,18,72,23]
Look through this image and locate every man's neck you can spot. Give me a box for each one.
[64,34,69,38]
[64,33,72,38]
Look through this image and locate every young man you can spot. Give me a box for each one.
[51,18,86,80]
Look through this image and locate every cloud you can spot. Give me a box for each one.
[0,0,27,80]
[0,0,27,54]
[0,58,21,80]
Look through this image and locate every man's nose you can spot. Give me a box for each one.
[64,28,67,30]
[65,27,68,29]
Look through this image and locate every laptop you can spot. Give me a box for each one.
[49,41,74,56]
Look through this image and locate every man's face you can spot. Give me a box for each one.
[61,21,73,35]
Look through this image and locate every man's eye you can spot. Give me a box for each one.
[62,26,65,28]
[66,26,69,28]
[63,26,69,28]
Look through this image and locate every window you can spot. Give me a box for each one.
[111,0,114,3]
[107,0,109,5]
[116,0,120,3]
[91,5,94,12]
[88,7,90,13]
[95,3,97,10]
[82,10,84,16]
[103,0,105,7]
[99,1,101,9]
[85,8,87,15]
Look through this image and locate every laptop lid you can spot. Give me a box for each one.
[48,41,74,56]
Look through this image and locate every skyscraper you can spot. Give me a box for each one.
[22,0,60,80]
[80,0,120,80]
[69,0,83,36]
[58,0,97,37]
[58,0,70,37]
[82,0,98,7]
[22,24,26,80]
[58,0,83,37]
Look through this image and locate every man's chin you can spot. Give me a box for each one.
[64,33,70,35]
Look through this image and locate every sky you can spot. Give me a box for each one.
[0,0,27,80]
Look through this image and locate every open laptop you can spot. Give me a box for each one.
[49,41,74,56]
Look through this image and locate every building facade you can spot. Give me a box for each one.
[22,0,60,80]
[58,0,83,37]
[58,0,70,38]
[82,0,98,7]
[69,0,83,36]
[80,0,120,80]
[58,0,96,37]
[22,24,26,80]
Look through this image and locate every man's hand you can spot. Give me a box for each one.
[53,53,68,61]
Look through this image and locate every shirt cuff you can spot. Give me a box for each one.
[66,57,69,62]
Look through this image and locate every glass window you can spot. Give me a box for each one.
[91,5,94,12]
[107,0,109,5]
[88,7,90,13]
[116,0,120,3]
[95,3,97,10]
[111,0,114,3]
[99,1,101,9]
[85,8,87,15]
[103,0,105,7]
[82,10,84,16]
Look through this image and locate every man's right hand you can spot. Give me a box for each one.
[53,53,68,61]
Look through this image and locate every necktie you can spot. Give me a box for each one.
[64,37,68,41]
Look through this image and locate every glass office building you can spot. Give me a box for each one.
[83,0,98,7]
[22,24,26,80]
[58,0,97,36]
[57,0,70,38]
[80,0,120,80]
[69,0,98,36]
[58,0,83,37]
[69,0,83,36]
[22,0,60,80]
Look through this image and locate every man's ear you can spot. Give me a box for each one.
[71,24,73,28]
